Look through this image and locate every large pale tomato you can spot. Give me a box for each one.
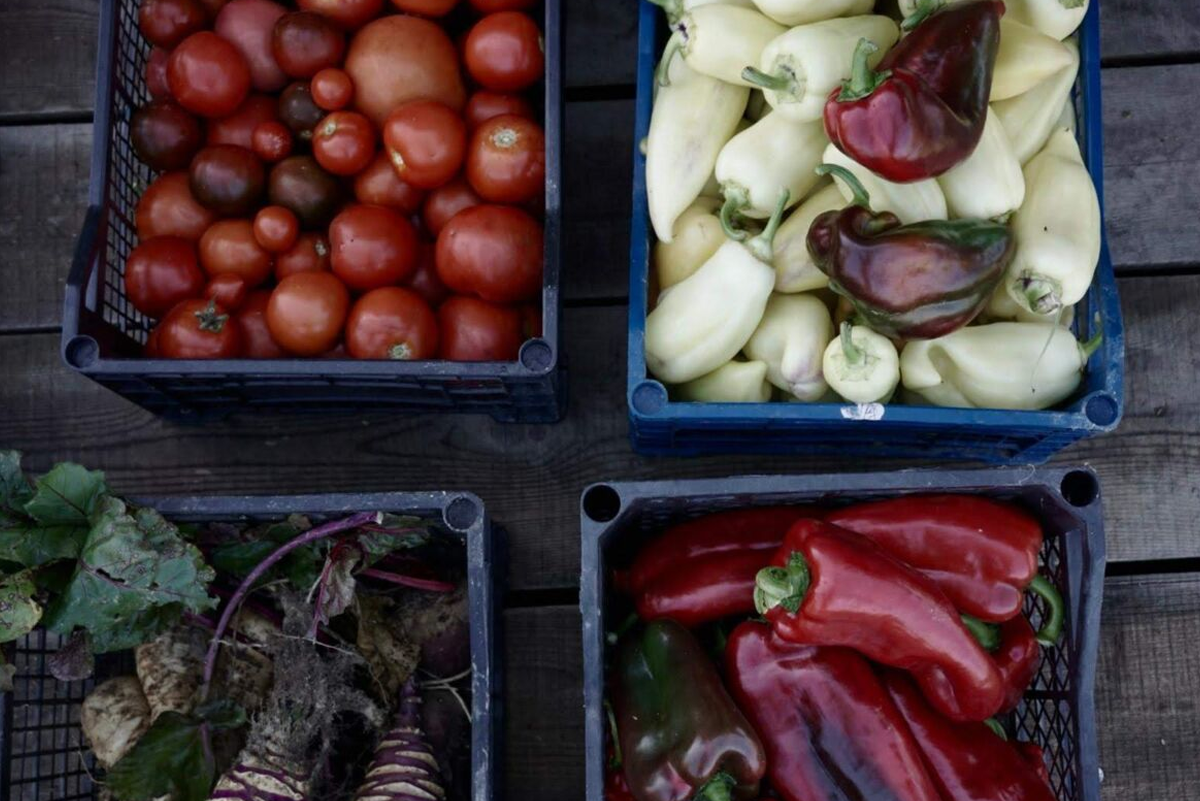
[435,204,542,303]
[345,286,439,359]
[329,204,419,291]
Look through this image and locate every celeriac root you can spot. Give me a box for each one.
[80,676,152,769]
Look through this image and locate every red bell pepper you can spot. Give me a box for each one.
[884,671,1058,801]
[994,616,1041,713]
[823,0,1004,182]
[755,519,1006,721]
[616,507,805,627]
[725,621,943,801]
[825,494,1064,643]
[1014,742,1052,786]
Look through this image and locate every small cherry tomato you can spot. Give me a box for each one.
[158,298,244,358]
[199,219,273,286]
[267,271,350,355]
[464,90,535,130]
[253,205,300,253]
[297,0,383,29]
[139,0,207,48]
[272,11,346,78]
[252,120,294,162]
[353,151,426,214]
[382,101,466,190]
[312,110,376,176]
[236,289,288,357]
[208,93,279,149]
[346,286,439,359]
[275,232,331,280]
[421,176,481,237]
[268,154,344,228]
[438,295,523,361]
[137,172,218,241]
[406,241,450,307]
[466,114,544,204]
[167,31,252,118]
[204,273,250,311]
[329,204,419,290]
[310,67,354,110]
[388,0,458,17]
[464,12,544,93]
[125,236,207,318]
[131,100,203,171]
[278,81,326,141]
[468,0,535,11]
[189,144,266,216]
[146,47,173,99]
[436,204,542,303]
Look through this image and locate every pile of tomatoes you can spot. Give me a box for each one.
[127,0,547,361]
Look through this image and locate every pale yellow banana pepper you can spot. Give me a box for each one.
[984,283,1076,327]
[655,198,725,290]
[1006,0,1089,40]
[677,360,773,402]
[743,292,834,401]
[668,5,786,87]
[824,322,900,404]
[717,114,828,228]
[751,0,873,26]
[772,182,843,293]
[993,39,1079,165]
[822,144,948,224]
[650,0,756,26]
[938,108,1025,220]
[991,18,1076,101]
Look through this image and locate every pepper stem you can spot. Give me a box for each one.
[720,187,750,242]
[754,551,810,615]
[961,613,1001,651]
[741,66,791,92]
[836,39,890,101]
[1020,276,1062,315]
[656,35,683,87]
[984,718,1009,740]
[901,0,945,31]
[693,773,735,801]
[1080,330,1103,360]
[815,163,872,209]
[746,188,790,263]
[604,699,622,768]
[840,322,864,365]
[1028,574,1066,646]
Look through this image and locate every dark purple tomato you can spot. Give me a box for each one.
[278,81,326,141]
[189,144,266,216]
[131,100,204,171]
[272,12,346,78]
[267,154,345,228]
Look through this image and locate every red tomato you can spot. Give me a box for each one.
[252,120,293,162]
[344,16,466,127]
[158,298,244,358]
[137,172,218,241]
[272,12,346,78]
[199,219,273,286]
[312,110,376,176]
[208,94,279,149]
[520,302,542,338]
[465,90,535,130]
[204,273,250,310]
[421,177,481,237]
[438,295,523,361]
[406,241,450,307]
[389,0,458,17]
[125,236,206,318]
[297,0,383,29]
[464,12,544,93]
[345,286,439,359]
[278,81,326,142]
[329,204,419,291]
[353,151,426,214]
[196,0,230,16]
[253,206,300,253]
[275,232,331,279]
[167,32,252,118]
[236,289,288,357]
[189,145,266,216]
[311,68,354,110]
[144,324,163,357]
[466,114,544,204]
[267,272,350,355]
[131,101,203,171]
[146,47,173,99]
[382,101,466,189]
[139,0,207,48]
[436,204,542,303]
[468,0,535,11]
[215,0,289,92]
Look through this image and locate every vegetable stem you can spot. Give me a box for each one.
[840,322,865,366]
[740,66,790,92]
[815,163,872,209]
[1028,574,1066,646]
[837,39,889,101]
[747,189,790,263]
[358,567,454,593]
[960,613,1001,651]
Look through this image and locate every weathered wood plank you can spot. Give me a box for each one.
[0,0,98,121]
[505,576,1200,800]
[0,274,1197,585]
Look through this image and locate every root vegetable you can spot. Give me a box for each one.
[136,625,207,720]
[354,679,447,801]
[391,582,469,677]
[80,676,152,769]
[210,749,312,800]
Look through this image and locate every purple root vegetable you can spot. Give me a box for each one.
[354,679,447,801]
[209,747,312,800]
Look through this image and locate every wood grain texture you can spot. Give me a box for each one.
[0,275,1197,584]
[505,577,1200,800]
[0,0,97,121]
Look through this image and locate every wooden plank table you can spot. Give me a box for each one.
[1,0,1198,797]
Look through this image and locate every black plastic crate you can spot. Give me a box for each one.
[0,491,504,801]
[580,467,1105,801]
[62,0,564,423]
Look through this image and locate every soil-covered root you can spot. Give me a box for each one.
[80,676,152,769]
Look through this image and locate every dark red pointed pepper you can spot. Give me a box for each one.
[883,671,1058,801]
[823,0,1004,182]
[825,493,1064,640]
[1014,742,1052,786]
[725,621,943,801]
[993,615,1042,712]
[615,507,805,627]
[807,164,1013,339]
[612,619,767,801]
[755,518,1006,721]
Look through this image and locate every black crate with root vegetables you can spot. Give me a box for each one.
[0,452,475,801]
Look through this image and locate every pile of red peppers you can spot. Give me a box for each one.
[607,494,1063,801]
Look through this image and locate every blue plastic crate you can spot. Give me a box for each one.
[627,0,1125,462]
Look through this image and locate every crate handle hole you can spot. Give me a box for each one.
[583,485,621,523]
[519,338,554,373]
[1060,470,1099,508]
[1085,393,1119,427]
[631,380,667,415]
[64,336,100,369]
[445,495,482,532]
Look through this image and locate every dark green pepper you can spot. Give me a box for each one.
[806,164,1015,339]
[612,619,766,801]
